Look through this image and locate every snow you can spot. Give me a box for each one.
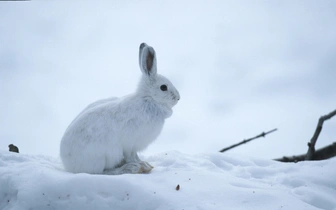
[1,150,335,210]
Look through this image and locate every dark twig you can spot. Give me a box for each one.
[305,109,336,160]
[219,128,277,153]
[275,142,336,162]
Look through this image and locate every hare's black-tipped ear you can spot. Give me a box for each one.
[139,43,157,77]
[139,43,148,66]
[139,43,147,51]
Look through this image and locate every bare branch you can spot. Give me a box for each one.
[275,142,336,162]
[219,128,277,153]
[305,109,336,160]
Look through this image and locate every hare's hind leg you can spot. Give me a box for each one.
[104,152,153,175]
[124,152,154,173]
[104,162,150,175]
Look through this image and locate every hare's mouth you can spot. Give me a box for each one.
[172,97,179,106]
[172,93,180,104]
[173,96,180,102]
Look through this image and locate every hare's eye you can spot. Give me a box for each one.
[160,85,168,91]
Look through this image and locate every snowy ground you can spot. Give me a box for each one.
[1,150,335,210]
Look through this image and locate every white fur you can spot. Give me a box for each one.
[60,43,180,174]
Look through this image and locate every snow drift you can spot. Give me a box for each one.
[1,150,335,210]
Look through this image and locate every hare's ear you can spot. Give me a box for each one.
[139,43,147,65]
[139,43,157,77]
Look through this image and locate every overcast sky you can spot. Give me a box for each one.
[1,1,336,159]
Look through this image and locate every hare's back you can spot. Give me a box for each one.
[84,97,119,112]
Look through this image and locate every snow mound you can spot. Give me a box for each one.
[1,150,335,210]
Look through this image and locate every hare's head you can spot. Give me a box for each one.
[137,43,180,108]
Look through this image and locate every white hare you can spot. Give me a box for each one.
[60,43,180,175]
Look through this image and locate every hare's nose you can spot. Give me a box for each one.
[176,91,180,101]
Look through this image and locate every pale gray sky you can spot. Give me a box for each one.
[1,1,336,159]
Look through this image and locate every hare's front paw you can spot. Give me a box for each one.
[104,162,153,175]
[139,161,154,173]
